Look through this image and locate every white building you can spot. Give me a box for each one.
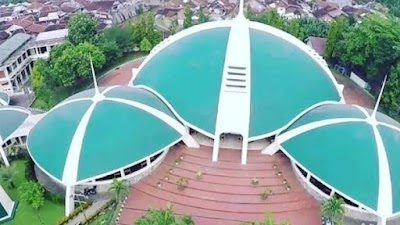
[0,29,68,95]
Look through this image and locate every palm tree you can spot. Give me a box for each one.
[108,179,129,202]
[1,166,17,189]
[135,206,194,225]
[8,144,20,160]
[322,196,345,225]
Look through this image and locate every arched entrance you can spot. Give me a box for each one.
[212,132,248,164]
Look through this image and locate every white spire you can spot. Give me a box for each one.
[237,0,245,18]
[371,75,388,119]
[89,55,101,97]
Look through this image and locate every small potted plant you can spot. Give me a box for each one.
[272,163,277,169]
[261,189,272,200]
[277,171,282,177]
[196,171,204,180]
[282,179,287,184]
[177,177,188,191]
[164,175,169,181]
[157,182,162,188]
[174,159,180,166]
[285,184,291,191]
[169,168,173,174]
[179,154,184,160]
[251,178,259,186]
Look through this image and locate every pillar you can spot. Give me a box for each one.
[0,145,10,167]
[378,217,387,225]
[212,133,220,162]
[241,137,248,165]
[65,185,75,216]
[182,133,200,148]
[262,140,280,155]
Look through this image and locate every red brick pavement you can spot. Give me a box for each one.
[98,58,145,87]
[118,145,321,225]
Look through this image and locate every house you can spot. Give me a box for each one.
[306,36,326,56]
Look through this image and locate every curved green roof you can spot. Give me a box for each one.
[277,104,400,216]
[134,20,341,139]
[0,92,10,106]
[0,106,30,142]
[27,86,185,185]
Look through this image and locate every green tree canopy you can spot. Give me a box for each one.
[52,42,105,87]
[382,64,400,115]
[198,7,209,24]
[322,196,345,225]
[135,206,194,225]
[68,12,97,45]
[285,18,305,41]
[101,25,138,53]
[297,18,330,38]
[108,179,129,202]
[253,9,285,30]
[183,6,193,29]
[133,13,161,47]
[337,15,400,80]
[18,181,45,210]
[325,16,349,60]
[140,37,153,52]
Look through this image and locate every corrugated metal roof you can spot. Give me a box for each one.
[0,33,31,65]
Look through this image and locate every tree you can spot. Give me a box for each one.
[108,179,129,202]
[169,19,178,35]
[139,37,153,52]
[198,7,209,24]
[68,12,97,45]
[382,64,400,115]
[31,60,58,110]
[337,15,400,81]
[240,213,290,225]
[52,42,105,88]
[97,37,121,64]
[18,181,45,224]
[133,13,161,47]
[245,5,254,20]
[0,167,17,189]
[252,9,285,30]
[8,144,20,160]
[325,16,348,60]
[298,18,330,38]
[285,19,304,41]
[101,25,138,53]
[322,196,345,225]
[135,206,194,225]
[183,6,193,29]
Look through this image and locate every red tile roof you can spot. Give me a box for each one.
[25,23,46,33]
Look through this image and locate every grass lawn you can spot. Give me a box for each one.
[0,160,64,225]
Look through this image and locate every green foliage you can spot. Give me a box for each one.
[97,37,121,64]
[183,6,193,29]
[322,196,345,225]
[253,9,285,30]
[198,7,209,24]
[245,5,255,20]
[101,25,138,53]
[8,143,20,159]
[325,16,349,60]
[382,64,400,115]
[135,206,194,225]
[240,213,290,225]
[68,12,97,45]
[108,179,129,201]
[140,37,153,52]
[133,12,162,47]
[337,15,400,80]
[285,19,305,41]
[52,42,105,87]
[169,19,178,35]
[18,181,45,210]
[0,166,17,189]
[57,201,93,225]
[297,17,329,38]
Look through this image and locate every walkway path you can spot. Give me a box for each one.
[66,199,110,225]
[98,57,145,87]
[118,145,320,225]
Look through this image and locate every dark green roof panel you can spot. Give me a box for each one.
[135,27,231,134]
[287,104,367,131]
[249,28,341,137]
[377,125,400,212]
[78,101,180,180]
[104,86,176,119]
[0,108,29,140]
[28,100,92,180]
[282,122,379,210]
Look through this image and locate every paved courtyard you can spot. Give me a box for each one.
[118,145,321,225]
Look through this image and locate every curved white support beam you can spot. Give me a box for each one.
[182,133,200,148]
[65,185,75,216]
[262,140,280,155]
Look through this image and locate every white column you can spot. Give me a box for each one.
[377,217,387,225]
[241,137,248,165]
[146,157,151,166]
[262,140,280,155]
[212,133,220,162]
[65,185,75,216]
[0,145,10,167]
[182,133,200,148]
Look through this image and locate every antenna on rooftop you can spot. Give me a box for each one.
[371,75,388,119]
[237,0,245,18]
[89,55,100,96]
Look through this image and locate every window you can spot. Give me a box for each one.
[27,49,32,56]
[39,46,47,54]
[310,176,332,195]
[17,57,22,64]
[22,53,26,60]
[296,164,308,177]
[123,160,147,176]
[95,171,121,181]
[334,193,359,207]
[150,152,163,163]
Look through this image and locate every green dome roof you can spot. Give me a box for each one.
[0,92,10,106]
[275,104,400,217]
[27,86,186,185]
[133,20,342,139]
[0,106,30,143]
